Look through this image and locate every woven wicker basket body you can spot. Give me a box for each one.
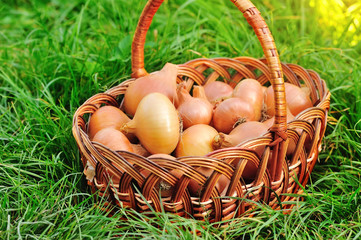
[72,0,330,223]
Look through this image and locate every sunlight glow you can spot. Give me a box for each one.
[309,0,361,46]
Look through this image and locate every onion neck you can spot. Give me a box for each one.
[213,133,224,149]
[177,82,192,106]
[162,63,179,105]
[120,120,137,134]
[213,133,235,149]
[233,117,246,129]
[131,143,150,157]
[193,86,207,101]
[212,96,230,107]
[194,85,213,110]
[260,102,271,122]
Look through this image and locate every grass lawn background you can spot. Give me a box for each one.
[1,0,360,239]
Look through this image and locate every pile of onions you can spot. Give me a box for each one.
[86,68,315,198]
[121,92,180,154]
[177,83,213,129]
[123,63,178,116]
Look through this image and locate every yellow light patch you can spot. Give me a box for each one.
[309,0,361,46]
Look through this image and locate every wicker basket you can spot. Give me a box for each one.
[72,0,330,223]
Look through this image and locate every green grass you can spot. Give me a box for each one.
[1,0,360,239]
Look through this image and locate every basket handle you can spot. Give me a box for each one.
[131,0,287,133]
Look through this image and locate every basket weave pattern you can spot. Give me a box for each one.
[72,0,330,223]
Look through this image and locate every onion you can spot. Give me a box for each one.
[87,106,136,142]
[131,144,151,157]
[139,153,177,178]
[148,153,176,160]
[264,82,313,117]
[232,79,264,121]
[188,166,229,197]
[92,128,133,185]
[121,93,180,154]
[301,85,311,96]
[123,63,178,116]
[175,124,218,157]
[213,121,269,150]
[262,86,267,95]
[204,81,233,104]
[262,108,298,157]
[263,107,295,129]
[93,127,133,152]
[143,154,180,197]
[177,83,213,129]
[213,121,268,180]
[212,98,256,134]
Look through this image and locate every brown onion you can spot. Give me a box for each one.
[148,153,176,160]
[93,127,133,152]
[121,93,180,154]
[213,121,268,180]
[175,124,218,157]
[87,106,135,141]
[262,109,300,157]
[213,121,269,150]
[264,83,313,117]
[263,107,295,129]
[232,79,264,121]
[204,81,233,103]
[146,154,181,197]
[262,86,267,95]
[213,98,256,134]
[123,63,178,116]
[131,144,151,157]
[301,85,311,96]
[188,166,229,197]
[92,128,133,185]
[177,83,213,129]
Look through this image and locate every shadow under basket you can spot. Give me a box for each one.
[72,0,330,224]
